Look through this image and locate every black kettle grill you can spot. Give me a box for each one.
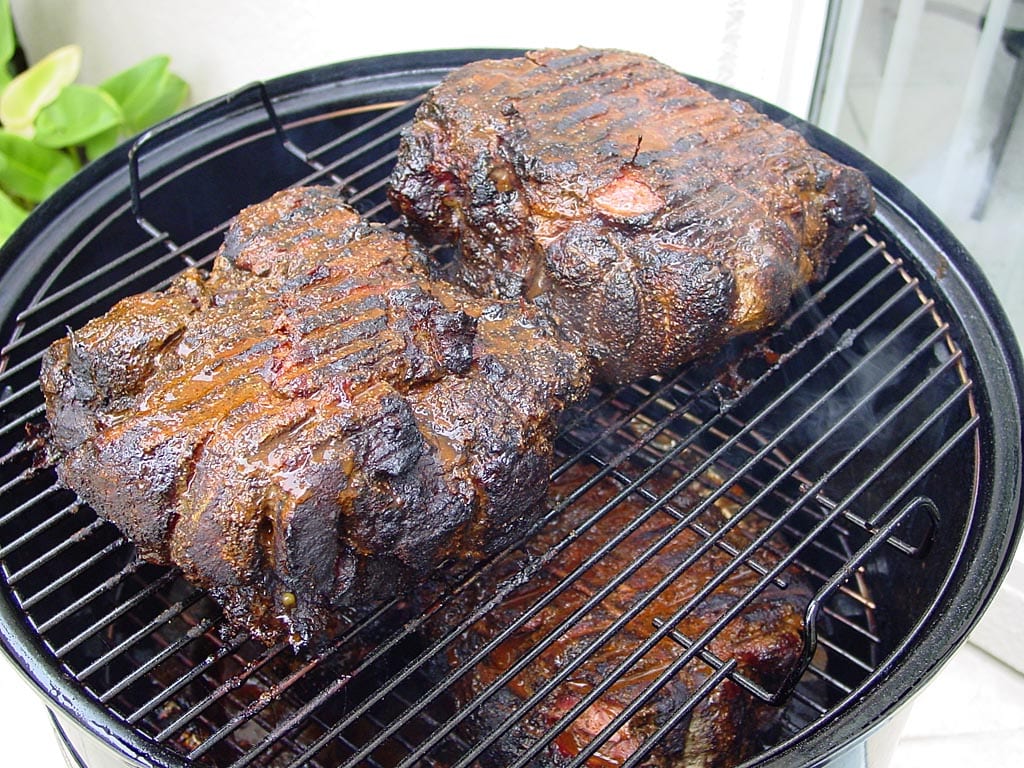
[0,50,1021,768]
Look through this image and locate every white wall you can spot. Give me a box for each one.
[9,0,829,118]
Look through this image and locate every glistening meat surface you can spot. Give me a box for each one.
[39,186,589,646]
[389,47,876,383]
[424,459,811,768]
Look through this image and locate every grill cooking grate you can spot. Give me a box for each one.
[0,85,981,768]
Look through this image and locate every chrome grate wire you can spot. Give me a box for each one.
[0,85,980,768]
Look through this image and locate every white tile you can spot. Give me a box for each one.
[0,655,67,768]
[837,95,870,150]
[899,643,1024,739]
[846,0,897,86]
[890,643,1024,767]
[843,82,881,153]
[891,728,1024,768]
[902,2,986,86]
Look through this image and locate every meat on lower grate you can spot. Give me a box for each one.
[424,459,810,768]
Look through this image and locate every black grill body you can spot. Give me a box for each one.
[0,50,1021,768]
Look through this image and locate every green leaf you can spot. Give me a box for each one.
[34,84,124,148]
[130,72,188,131]
[100,55,168,114]
[0,44,82,137]
[0,130,77,202]
[0,187,28,242]
[101,56,188,133]
[0,0,16,68]
[83,124,121,161]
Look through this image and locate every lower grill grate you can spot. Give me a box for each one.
[0,83,982,768]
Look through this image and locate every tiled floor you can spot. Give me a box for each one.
[0,655,65,767]
[891,643,1024,766]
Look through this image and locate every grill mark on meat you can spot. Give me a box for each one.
[135,339,269,413]
[283,309,389,360]
[390,47,875,383]
[270,335,402,395]
[40,186,590,646]
[173,397,316,581]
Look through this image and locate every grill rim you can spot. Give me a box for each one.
[0,48,1021,768]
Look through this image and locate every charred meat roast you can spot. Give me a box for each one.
[37,50,870,743]
[40,186,589,646]
[389,47,875,383]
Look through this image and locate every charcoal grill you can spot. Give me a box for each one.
[0,50,1021,768]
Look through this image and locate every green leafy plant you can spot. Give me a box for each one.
[0,0,189,243]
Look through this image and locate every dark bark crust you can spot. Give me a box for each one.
[390,47,875,383]
[40,186,589,646]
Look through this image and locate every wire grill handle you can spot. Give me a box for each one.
[126,81,302,243]
[789,495,939,698]
[658,495,938,707]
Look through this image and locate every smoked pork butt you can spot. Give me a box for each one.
[389,47,875,383]
[40,186,590,646]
